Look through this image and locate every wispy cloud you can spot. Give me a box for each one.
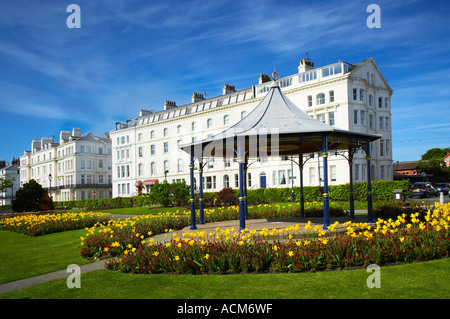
[0,0,449,162]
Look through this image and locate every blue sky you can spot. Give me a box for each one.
[1,0,449,163]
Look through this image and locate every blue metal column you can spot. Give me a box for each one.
[243,159,249,220]
[291,156,295,203]
[366,142,374,223]
[189,150,196,230]
[322,136,330,230]
[349,158,355,219]
[238,141,246,231]
[299,154,305,218]
[198,165,205,225]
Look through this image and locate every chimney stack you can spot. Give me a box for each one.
[59,130,71,143]
[191,92,205,103]
[139,109,152,116]
[31,140,41,153]
[222,83,236,95]
[72,128,81,137]
[258,73,271,84]
[298,59,315,73]
[164,100,177,111]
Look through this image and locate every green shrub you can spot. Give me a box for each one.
[0,204,12,211]
[216,188,238,206]
[12,179,47,212]
[170,181,190,206]
[147,181,190,207]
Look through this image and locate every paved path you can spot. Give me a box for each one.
[0,260,108,295]
[0,211,372,295]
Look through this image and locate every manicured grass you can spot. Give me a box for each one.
[1,258,448,299]
[0,229,91,284]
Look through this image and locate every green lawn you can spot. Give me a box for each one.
[0,229,91,284]
[1,258,449,299]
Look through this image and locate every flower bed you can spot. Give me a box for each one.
[105,203,449,274]
[79,203,346,260]
[0,212,111,236]
[80,214,191,259]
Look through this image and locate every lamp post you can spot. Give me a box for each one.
[48,173,52,199]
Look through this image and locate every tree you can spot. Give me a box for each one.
[417,147,450,181]
[148,181,173,207]
[421,147,450,163]
[12,179,52,212]
[170,180,190,206]
[148,181,190,207]
[0,174,14,193]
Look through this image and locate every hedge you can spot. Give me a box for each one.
[230,180,411,205]
[54,180,410,210]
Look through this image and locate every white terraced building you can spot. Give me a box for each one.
[111,58,393,198]
[19,128,113,201]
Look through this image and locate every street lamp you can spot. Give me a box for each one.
[164,170,169,181]
[48,173,52,199]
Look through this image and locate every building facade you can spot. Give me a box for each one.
[19,128,113,201]
[0,159,20,205]
[111,58,393,197]
[443,153,450,167]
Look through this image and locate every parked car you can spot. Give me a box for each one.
[434,183,449,195]
[409,182,438,198]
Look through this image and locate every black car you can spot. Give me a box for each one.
[409,182,438,198]
[434,183,449,195]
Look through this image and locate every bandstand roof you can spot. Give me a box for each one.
[181,79,381,159]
